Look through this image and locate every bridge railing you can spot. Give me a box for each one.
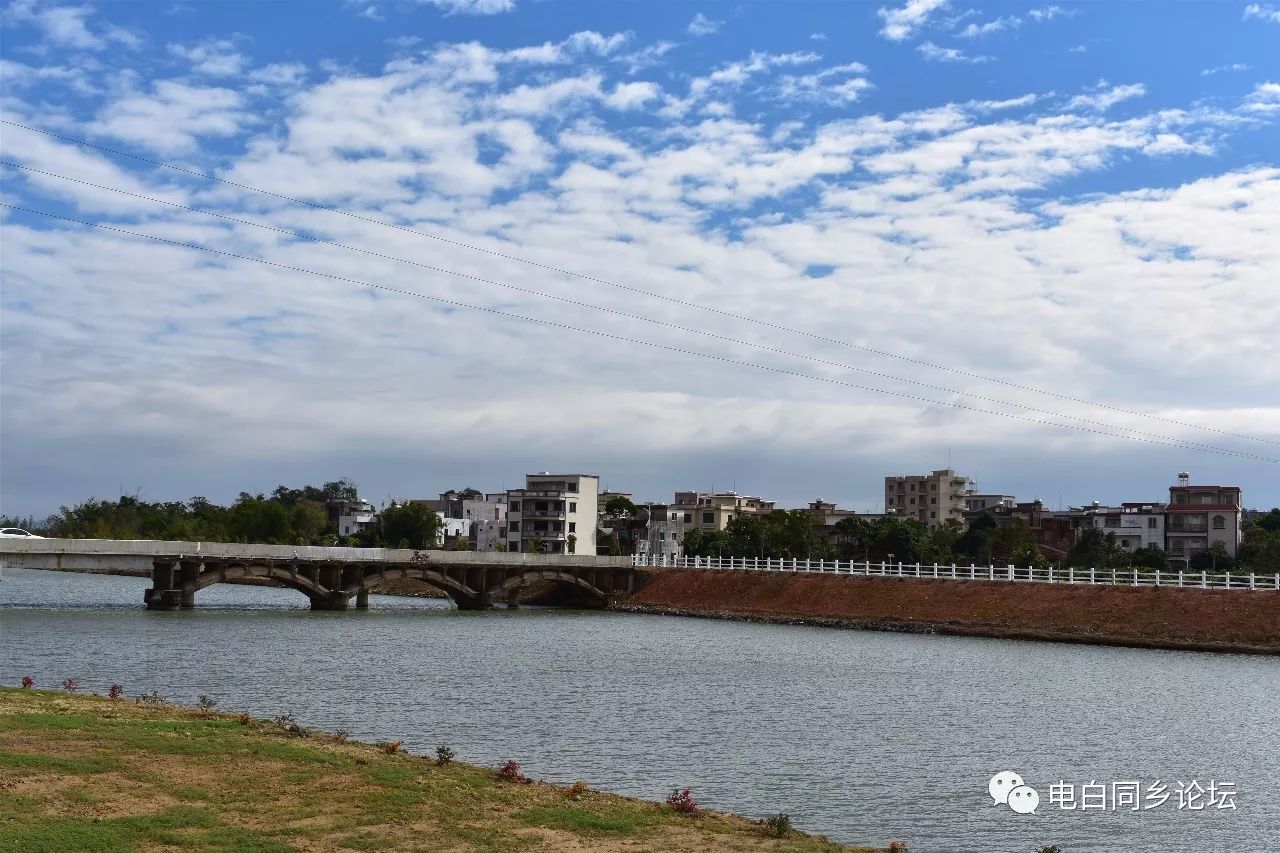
[630,553,1280,591]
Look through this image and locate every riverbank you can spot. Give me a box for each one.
[0,687,885,852]
[617,569,1280,655]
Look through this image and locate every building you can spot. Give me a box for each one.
[1165,472,1243,559]
[505,473,599,554]
[670,491,777,532]
[963,492,1016,512]
[1105,503,1166,552]
[336,499,376,538]
[462,493,506,551]
[884,469,970,528]
[803,499,888,549]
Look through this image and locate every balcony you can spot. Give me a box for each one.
[523,509,566,519]
[520,529,565,540]
[1167,524,1208,534]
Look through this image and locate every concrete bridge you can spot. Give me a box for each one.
[0,538,639,611]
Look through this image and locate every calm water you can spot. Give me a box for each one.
[1,567,1277,853]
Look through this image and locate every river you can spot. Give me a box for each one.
[1,567,1276,853]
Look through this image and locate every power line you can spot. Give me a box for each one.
[4,201,1276,464]
[2,117,1273,449]
[2,159,1255,452]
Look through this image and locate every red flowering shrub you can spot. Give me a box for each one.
[666,788,699,814]
[61,678,79,693]
[21,676,34,689]
[496,760,529,783]
[108,684,124,700]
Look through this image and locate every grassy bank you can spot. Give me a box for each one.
[0,687,886,852]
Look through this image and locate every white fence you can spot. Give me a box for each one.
[631,553,1280,591]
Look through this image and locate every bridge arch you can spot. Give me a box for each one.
[491,570,610,607]
[192,562,327,599]
[343,566,478,607]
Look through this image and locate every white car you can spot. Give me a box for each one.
[0,528,43,538]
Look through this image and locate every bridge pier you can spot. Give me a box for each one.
[145,558,182,610]
[356,588,369,609]
[310,591,351,611]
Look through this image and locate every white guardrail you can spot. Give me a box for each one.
[631,553,1280,591]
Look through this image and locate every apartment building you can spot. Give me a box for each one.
[505,473,599,554]
[1101,503,1166,552]
[1165,473,1242,558]
[884,469,970,528]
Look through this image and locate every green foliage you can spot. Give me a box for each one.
[762,812,792,837]
[1240,511,1280,574]
[30,481,361,546]
[603,496,637,518]
[371,502,445,548]
[681,510,835,560]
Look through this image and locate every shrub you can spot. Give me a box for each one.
[61,678,80,693]
[107,684,124,700]
[334,730,349,743]
[496,760,529,783]
[195,695,218,714]
[666,788,698,814]
[761,813,791,837]
[563,780,589,799]
[889,843,909,853]
[236,712,252,726]
[1036,847,1063,853]
[380,741,402,755]
[135,691,165,705]
[20,676,34,689]
[273,713,306,735]
[435,745,455,766]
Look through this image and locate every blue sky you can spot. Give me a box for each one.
[1,0,1279,516]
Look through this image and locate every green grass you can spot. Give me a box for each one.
[0,687,887,852]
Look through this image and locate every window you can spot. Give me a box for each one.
[509,521,520,532]
[930,511,937,519]
[702,512,714,524]
[536,501,547,511]
[684,513,692,523]
[909,497,916,505]
[509,501,520,512]
[1121,540,1131,548]
[658,532,665,540]
[569,502,577,513]
[1213,515,1225,530]
[930,483,937,491]
[1147,518,1156,528]
[909,483,915,492]
[568,522,576,533]
[930,497,937,505]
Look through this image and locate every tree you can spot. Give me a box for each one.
[376,502,444,550]
[1065,528,1125,569]
[604,496,637,518]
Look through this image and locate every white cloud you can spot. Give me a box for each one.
[168,38,244,77]
[247,62,307,87]
[687,12,722,36]
[1067,81,1146,111]
[917,41,991,63]
[957,16,1021,38]
[878,0,949,41]
[89,80,248,154]
[809,32,827,41]
[415,0,515,14]
[1028,5,1074,21]
[1243,3,1280,23]
[1201,63,1249,76]
[1244,81,1280,112]
[778,61,872,104]
[5,0,140,50]
[606,81,659,110]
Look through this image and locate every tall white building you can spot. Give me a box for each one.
[884,469,970,527]
[505,473,599,554]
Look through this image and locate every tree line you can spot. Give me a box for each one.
[0,479,444,550]
[675,508,1280,573]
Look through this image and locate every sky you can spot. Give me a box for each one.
[1,0,1278,517]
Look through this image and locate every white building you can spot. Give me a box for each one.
[506,473,599,554]
[885,469,970,528]
[1165,474,1243,559]
[436,515,468,546]
[337,499,376,537]
[1103,503,1167,552]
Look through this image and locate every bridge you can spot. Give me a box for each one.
[0,538,640,611]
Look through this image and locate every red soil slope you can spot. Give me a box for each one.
[618,569,1280,654]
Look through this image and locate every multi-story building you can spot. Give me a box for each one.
[671,491,776,532]
[1101,503,1166,552]
[963,492,1016,512]
[884,469,970,528]
[1165,473,1242,559]
[336,499,376,538]
[462,493,506,551]
[505,473,599,554]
